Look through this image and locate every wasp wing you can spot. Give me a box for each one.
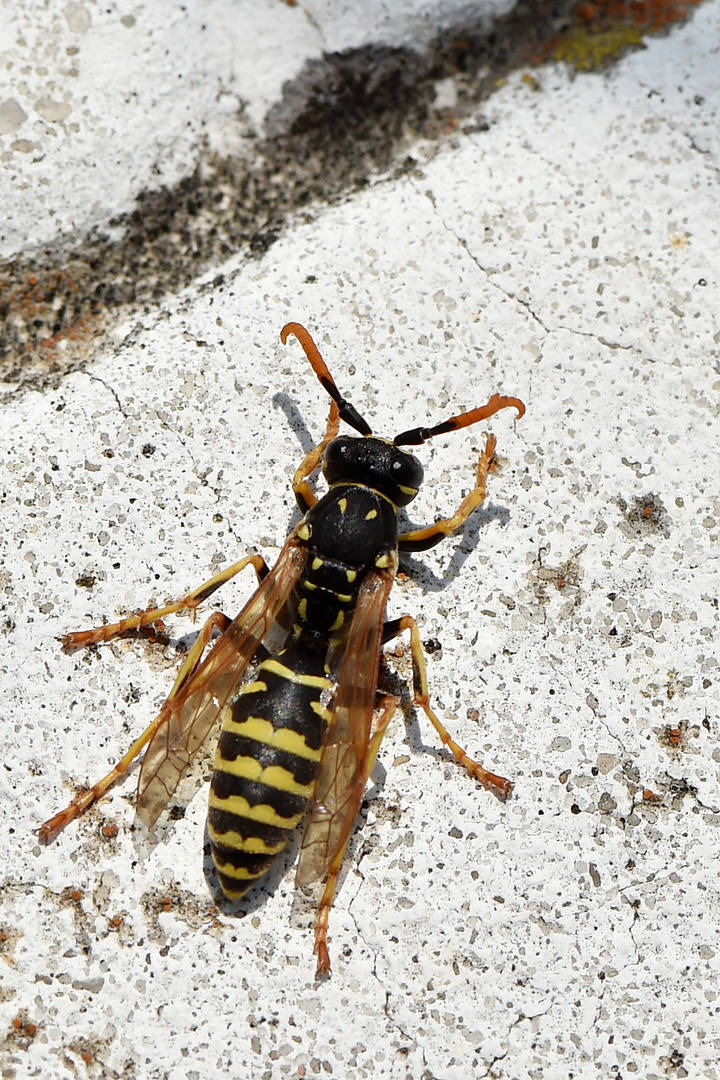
[136,537,308,828]
[295,559,396,888]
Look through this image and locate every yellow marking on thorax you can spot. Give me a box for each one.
[213,753,314,798]
[312,557,324,570]
[346,569,357,583]
[297,523,311,541]
[209,791,304,828]
[208,822,287,855]
[236,679,268,697]
[222,715,323,761]
[365,508,378,520]
[328,482,399,510]
[329,609,344,632]
[338,497,347,513]
[375,553,392,568]
[303,579,317,591]
[298,598,308,620]
[260,657,333,690]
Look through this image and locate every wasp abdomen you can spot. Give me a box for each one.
[208,645,331,899]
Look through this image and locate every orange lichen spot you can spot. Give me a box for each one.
[574,0,700,28]
[160,896,173,912]
[101,823,119,839]
[70,889,83,902]
[11,1017,22,1031]
[550,0,702,71]
[643,788,662,803]
[109,915,124,928]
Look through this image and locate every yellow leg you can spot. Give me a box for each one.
[398,433,497,553]
[293,401,340,512]
[391,615,513,798]
[63,554,269,649]
[39,611,232,843]
[314,693,398,978]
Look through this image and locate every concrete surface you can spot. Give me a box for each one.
[1,1,719,1078]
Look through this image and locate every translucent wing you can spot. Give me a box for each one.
[295,558,396,887]
[136,537,308,827]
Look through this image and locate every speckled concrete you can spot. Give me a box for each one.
[1,2,719,1077]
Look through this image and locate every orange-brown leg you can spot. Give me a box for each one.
[387,615,513,799]
[63,554,269,649]
[39,611,232,843]
[293,400,340,512]
[313,693,399,978]
[398,433,499,553]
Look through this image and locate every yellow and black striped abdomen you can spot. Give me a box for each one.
[208,644,332,899]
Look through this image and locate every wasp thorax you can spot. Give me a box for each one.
[323,436,423,507]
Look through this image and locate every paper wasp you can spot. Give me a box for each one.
[40,323,525,977]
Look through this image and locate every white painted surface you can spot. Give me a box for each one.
[0,0,511,258]
[2,2,720,1077]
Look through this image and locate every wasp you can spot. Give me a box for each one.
[40,323,525,977]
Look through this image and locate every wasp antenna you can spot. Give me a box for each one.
[281,322,372,436]
[394,393,525,447]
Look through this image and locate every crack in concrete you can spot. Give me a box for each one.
[86,373,128,419]
[412,176,644,358]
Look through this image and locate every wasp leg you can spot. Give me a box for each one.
[39,611,232,844]
[63,554,270,649]
[398,433,497,553]
[314,692,399,979]
[384,615,513,799]
[293,401,340,513]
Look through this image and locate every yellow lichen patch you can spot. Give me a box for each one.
[553,25,645,69]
